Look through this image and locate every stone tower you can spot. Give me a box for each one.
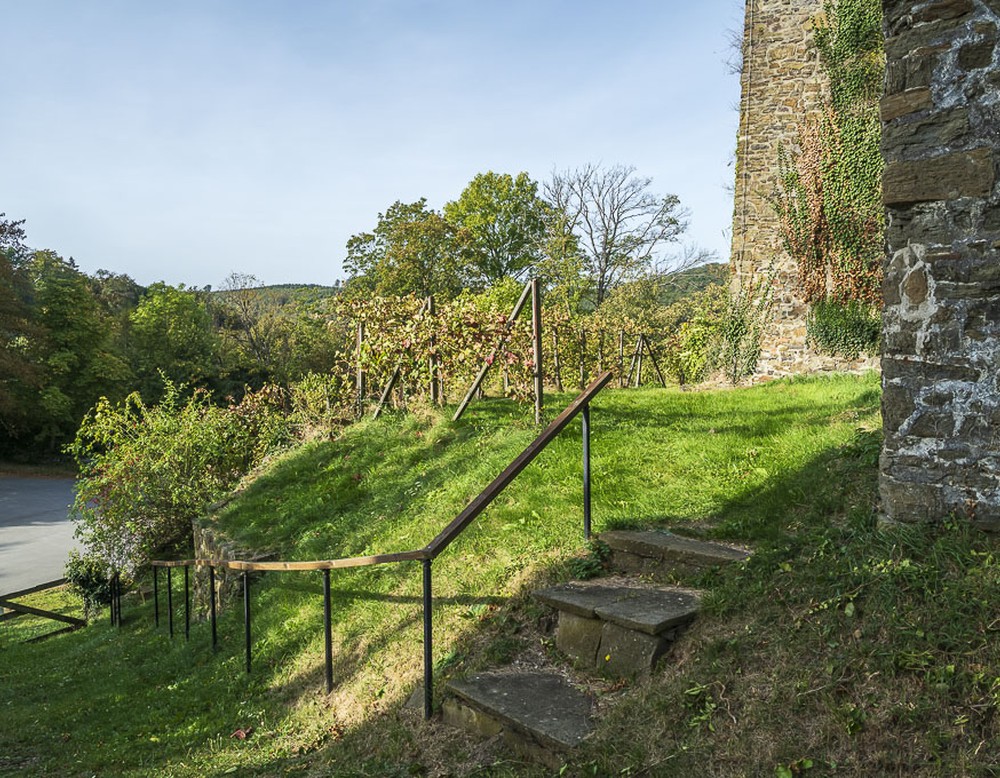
[730,0,877,373]
[880,0,1000,528]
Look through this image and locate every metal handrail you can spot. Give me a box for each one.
[145,370,613,718]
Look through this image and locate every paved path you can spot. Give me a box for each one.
[0,476,79,596]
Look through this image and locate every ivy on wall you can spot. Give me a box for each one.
[771,0,885,353]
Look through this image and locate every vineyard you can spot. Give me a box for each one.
[336,277,708,422]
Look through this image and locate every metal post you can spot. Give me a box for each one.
[323,570,333,694]
[153,567,159,627]
[167,567,174,638]
[583,403,592,539]
[243,571,252,674]
[110,572,116,626]
[116,574,123,627]
[209,566,217,651]
[184,565,190,641]
[531,278,543,425]
[422,559,433,720]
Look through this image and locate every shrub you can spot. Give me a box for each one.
[807,299,881,358]
[68,380,289,574]
[659,283,727,385]
[64,550,112,619]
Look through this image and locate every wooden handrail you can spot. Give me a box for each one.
[151,370,613,575]
[151,548,427,572]
[425,370,612,558]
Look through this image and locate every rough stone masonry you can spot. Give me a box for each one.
[731,0,879,374]
[880,0,1000,527]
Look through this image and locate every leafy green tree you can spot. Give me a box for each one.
[0,214,37,439]
[443,171,550,287]
[26,251,130,449]
[344,199,465,299]
[129,282,219,399]
[545,164,688,307]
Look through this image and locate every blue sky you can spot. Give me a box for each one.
[3,1,744,288]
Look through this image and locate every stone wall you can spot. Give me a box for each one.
[731,0,878,375]
[191,520,256,616]
[880,0,1000,527]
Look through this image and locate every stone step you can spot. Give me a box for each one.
[443,671,594,769]
[600,529,750,576]
[533,578,701,677]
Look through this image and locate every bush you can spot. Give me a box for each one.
[68,380,289,574]
[659,283,727,385]
[64,550,112,619]
[807,299,881,358]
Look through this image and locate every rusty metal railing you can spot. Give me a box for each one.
[148,371,612,718]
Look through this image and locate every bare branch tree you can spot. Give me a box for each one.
[545,164,688,306]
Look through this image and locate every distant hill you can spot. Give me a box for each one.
[660,261,728,307]
[208,283,342,307]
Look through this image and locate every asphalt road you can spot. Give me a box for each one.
[0,476,79,596]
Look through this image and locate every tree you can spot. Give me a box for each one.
[216,272,287,381]
[0,214,37,438]
[443,171,550,287]
[545,164,688,307]
[129,283,219,399]
[344,199,465,299]
[26,251,131,449]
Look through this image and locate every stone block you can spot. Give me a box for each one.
[555,611,603,665]
[445,671,594,754]
[881,87,933,121]
[958,30,998,71]
[883,148,996,205]
[883,108,970,157]
[442,697,503,738]
[596,622,670,678]
[913,0,976,22]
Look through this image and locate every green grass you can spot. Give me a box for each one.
[10,372,990,776]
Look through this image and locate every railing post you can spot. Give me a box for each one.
[422,558,433,720]
[109,572,116,626]
[153,566,159,628]
[583,403,592,539]
[531,278,543,425]
[323,570,333,694]
[243,571,252,674]
[167,567,174,638]
[184,565,190,641]
[209,566,217,651]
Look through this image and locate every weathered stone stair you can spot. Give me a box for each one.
[601,529,750,576]
[442,530,750,765]
[533,577,700,678]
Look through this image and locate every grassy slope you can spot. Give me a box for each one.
[3,373,997,776]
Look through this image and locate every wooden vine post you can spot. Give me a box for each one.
[531,278,543,425]
[427,295,440,405]
[355,322,366,417]
[618,330,626,388]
